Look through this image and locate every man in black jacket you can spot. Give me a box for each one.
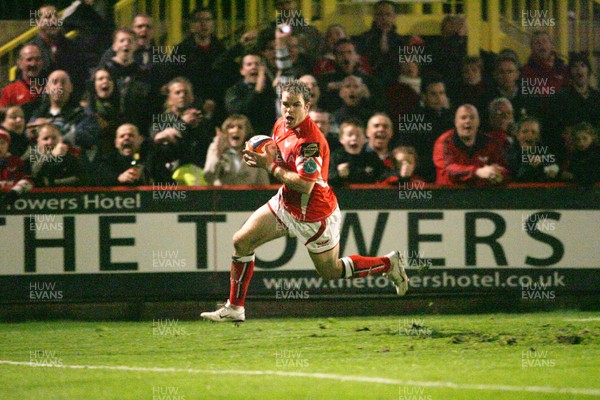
[352,1,407,87]
[30,70,100,161]
[224,53,277,135]
[177,8,226,103]
[395,77,454,183]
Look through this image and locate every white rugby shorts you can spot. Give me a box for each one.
[267,191,341,254]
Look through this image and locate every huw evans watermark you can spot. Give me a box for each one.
[520,146,556,164]
[152,386,186,400]
[152,114,188,133]
[152,182,188,201]
[29,350,63,367]
[276,9,308,27]
[521,77,555,96]
[521,212,557,232]
[29,214,63,231]
[521,282,556,301]
[275,350,309,368]
[399,318,432,337]
[398,250,433,270]
[152,319,189,336]
[521,349,556,368]
[152,46,186,65]
[152,250,187,269]
[399,386,433,400]
[29,9,63,27]
[521,10,555,27]
[398,46,432,65]
[275,281,309,300]
[398,114,432,132]
[29,281,63,301]
[398,181,432,201]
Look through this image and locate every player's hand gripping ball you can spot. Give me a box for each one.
[245,135,274,154]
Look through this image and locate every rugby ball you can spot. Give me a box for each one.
[245,135,274,154]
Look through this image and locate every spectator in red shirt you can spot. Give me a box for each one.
[29,5,86,94]
[433,104,509,186]
[520,31,569,118]
[0,44,46,117]
[387,61,421,130]
[313,31,371,77]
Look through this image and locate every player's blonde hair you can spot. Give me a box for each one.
[279,80,312,104]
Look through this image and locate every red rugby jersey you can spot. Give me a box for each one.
[272,115,338,222]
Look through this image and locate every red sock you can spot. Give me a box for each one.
[341,255,391,278]
[229,254,255,307]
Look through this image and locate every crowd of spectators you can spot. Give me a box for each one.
[1,0,598,205]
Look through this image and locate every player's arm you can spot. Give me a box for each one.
[270,165,315,194]
[242,146,315,194]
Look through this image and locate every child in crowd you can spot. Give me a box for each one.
[562,122,599,184]
[507,116,560,182]
[23,123,86,187]
[329,119,385,186]
[0,106,29,158]
[383,146,424,185]
[0,127,32,206]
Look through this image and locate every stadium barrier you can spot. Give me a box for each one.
[0,184,598,304]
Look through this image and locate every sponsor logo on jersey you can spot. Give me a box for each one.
[301,142,319,157]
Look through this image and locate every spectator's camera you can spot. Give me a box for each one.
[279,25,291,34]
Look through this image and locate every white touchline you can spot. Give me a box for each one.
[2,360,600,396]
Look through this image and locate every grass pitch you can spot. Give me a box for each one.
[0,311,598,399]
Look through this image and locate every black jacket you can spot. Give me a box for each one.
[224,80,277,135]
[329,147,386,186]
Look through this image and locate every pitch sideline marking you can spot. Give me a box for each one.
[1,360,599,396]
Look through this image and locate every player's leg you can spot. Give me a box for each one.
[305,208,409,295]
[201,203,286,322]
[308,244,342,279]
[232,203,286,257]
[229,203,286,307]
[309,246,409,296]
